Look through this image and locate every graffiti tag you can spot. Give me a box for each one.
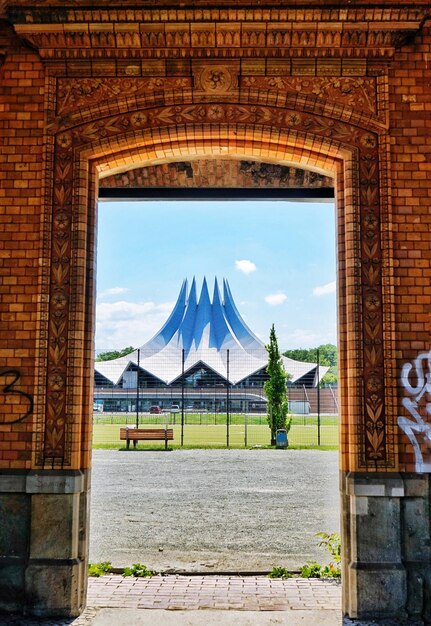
[0,369,34,425]
[398,351,431,472]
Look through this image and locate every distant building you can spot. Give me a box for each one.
[94,278,328,412]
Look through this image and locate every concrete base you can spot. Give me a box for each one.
[0,470,90,617]
[341,472,431,621]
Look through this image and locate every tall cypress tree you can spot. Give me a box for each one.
[264,324,289,445]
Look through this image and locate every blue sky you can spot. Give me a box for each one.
[95,200,336,352]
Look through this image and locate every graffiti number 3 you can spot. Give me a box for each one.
[0,369,34,425]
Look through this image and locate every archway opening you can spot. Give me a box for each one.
[88,158,341,575]
[41,117,371,616]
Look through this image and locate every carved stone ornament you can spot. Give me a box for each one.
[194,62,239,94]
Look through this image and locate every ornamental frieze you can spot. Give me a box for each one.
[242,76,378,116]
[56,77,192,116]
[5,5,426,25]
[54,102,375,147]
[13,16,422,61]
[50,75,386,135]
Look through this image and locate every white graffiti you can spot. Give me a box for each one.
[398,351,431,472]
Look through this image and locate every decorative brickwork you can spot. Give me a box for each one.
[0,2,430,617]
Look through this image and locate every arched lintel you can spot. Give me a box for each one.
[79,124,350,181]
[55,86,385,135]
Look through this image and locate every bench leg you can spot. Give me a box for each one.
[133,439,137,449]
[126,438,130,450]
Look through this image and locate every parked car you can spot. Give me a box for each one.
[170,404,180,413]
[149,405,162,414]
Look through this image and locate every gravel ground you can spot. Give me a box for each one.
[89,449,339,572]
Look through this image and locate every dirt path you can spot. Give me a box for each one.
[89,449,339,572]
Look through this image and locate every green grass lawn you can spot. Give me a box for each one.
[92,416,339,449]
[93,412,337,427]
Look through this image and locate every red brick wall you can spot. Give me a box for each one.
[0,37,45,468]
[390,25,431,471]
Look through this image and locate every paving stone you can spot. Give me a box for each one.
[0,576,425,625]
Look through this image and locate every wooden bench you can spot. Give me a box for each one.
[120,427,174,450]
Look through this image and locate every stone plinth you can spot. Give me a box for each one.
[342,473,431,620]
[0,471,89,617]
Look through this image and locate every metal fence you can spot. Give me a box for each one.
[93,348,338,449]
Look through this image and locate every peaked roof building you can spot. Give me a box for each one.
[95,278,327,388]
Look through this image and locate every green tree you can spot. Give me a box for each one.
[96,346,135,362]
[317,344,337,368]
[264,325,289,446]
[283,343,338,385]
[283,347,316,363]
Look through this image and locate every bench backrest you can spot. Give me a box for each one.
[120,428,174,440]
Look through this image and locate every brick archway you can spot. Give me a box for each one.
[41,107,396,615]
[1,2,430,620]
[41,95,394,473]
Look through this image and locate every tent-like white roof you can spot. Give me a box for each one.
[95,278,328,386]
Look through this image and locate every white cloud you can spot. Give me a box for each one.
[95,299,174,349]
[264,293,287,306]
[235,259,257,275]
[312,281,336,297]
[98,286,129,299]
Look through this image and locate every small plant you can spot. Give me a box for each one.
[271,532,341,580]
[316,531,341,565]
[320,562,341,578]
[299,561,323,578]
[88,561,112,577]
[316,531,341,578]
[123,563,155,578]
[268,566,292,579]
[300,532,341,578]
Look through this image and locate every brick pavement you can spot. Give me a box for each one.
[0,576,424,625]
[87,574,341,611]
